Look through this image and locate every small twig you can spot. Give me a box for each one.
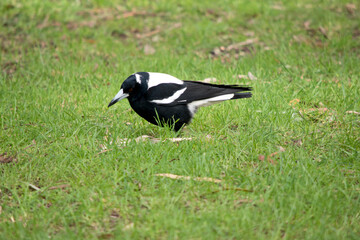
[28,183,41,191]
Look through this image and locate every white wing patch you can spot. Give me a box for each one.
[150,87,187,104]
[147,72,184,89]
[187,94,234,116]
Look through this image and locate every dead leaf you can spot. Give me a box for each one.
[303,20,311,30]
[234,199,253,205]
[278,146,286,152]
[0,153,16,164]
[226,38,258,51]
[299,108,330,116]
[271,3,285,10]
[292,139,303,146]
[267,152,278,165]
[155,173,222,183]
[293,35,310,44]
[110,209,120,218]
[93,63,99,71]
[97,148,112,155]
[48,184,70,190]
[2,61,18,75]
[259,152,278,165]
[0,206,2,215]
[203,77,217,83]
[120,10,148,19]
[144,44,155,55]
[244,31,255,37]
[136,23,181,39]
[167,137,193,142]
[24,139,36,150]
[345,3,356,15]
[289,99,300,107]
[123,222,134,230]
[247,72,257,80]
[137,29,161,39]
[237,74,249,79]
[346,111,360,115]
[211,47,222,56]
[37,14,61,29]
[113,135,192,146]
[318,26,328,39]
[210,38,258,62]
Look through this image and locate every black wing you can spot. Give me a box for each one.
[145,83,186,102]
[175,81,252,103]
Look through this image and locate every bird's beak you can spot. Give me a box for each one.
[108,89,129,107]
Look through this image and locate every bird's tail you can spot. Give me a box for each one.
[232,92,252,99]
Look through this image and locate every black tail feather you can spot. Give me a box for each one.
[233,92,252,99]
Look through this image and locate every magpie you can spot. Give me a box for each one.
[108,72,252,131]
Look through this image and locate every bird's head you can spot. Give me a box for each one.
[108,73,143,107]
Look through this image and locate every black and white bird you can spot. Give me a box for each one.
[108,72,252,131]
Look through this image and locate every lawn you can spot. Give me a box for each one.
[0,0,359,239]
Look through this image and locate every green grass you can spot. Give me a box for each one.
[1,0,359,239]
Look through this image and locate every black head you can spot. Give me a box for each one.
[108,72,148,107]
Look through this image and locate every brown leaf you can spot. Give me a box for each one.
[303,20,311,30]
[136,23,181,39]
[111,30,128,39]
[155,173,222,183]
[271,4,285,10]
[24,139,36,150]
[353,27,360,39]
[110,209,120,218]
[137,29,161,39]
[144,44,156,55]
[113,135,192,146]
[237,74,249,79]
[345,3,356,15]
[66,20,96,30]
[123,223,134,230]
[48,184,70,190]
[259,152,278,165]
[346,111,360,115]
[289,99,300,107]
[266,156,277,165]
[93,63,99,71]
[2,61,18,75]
[203,77,217,83]
[244,31,255,37]
[234,199,253,205]
[211,47,222,56]
[318,26,328,39]
[226,38,258,51]
[247,72,257,80]
[292,139,303,146]
[0,153,16,164]
[167,137,193,142]
[293,35,309,44]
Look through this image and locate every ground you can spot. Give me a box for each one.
[0,0,359,239]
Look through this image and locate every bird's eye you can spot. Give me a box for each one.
[128,88,133,93]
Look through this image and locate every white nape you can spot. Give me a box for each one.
[134,73,142,84]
